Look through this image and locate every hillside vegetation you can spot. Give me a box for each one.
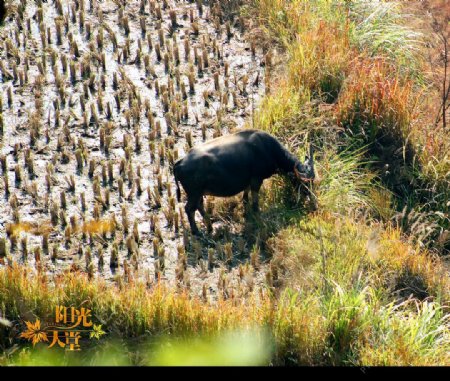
[0,0,449,366]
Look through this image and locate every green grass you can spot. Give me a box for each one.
[1,207,449,365]
[252,0,449,253]
[358,300,450,365]
[4,329,272,366]
[267,213,450,365]
[348,0,425,80]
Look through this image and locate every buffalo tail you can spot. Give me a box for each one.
[174,164,181,202]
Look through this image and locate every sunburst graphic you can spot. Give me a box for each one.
[19,319,49,346]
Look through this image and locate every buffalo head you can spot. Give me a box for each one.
[294,144,315,182]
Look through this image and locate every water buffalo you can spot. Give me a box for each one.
[0,1,6,24]
[174,129,315,235]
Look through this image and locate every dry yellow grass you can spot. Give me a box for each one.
[6,221,53,237]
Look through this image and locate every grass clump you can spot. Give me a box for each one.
[267,213,450,364]
[336,58,420,157]
[348,0,425,78]
[358,300,450,366]
[287,20,351,103]
[254,83,311,139]
[314,149,381,216]
[269,214,449,303]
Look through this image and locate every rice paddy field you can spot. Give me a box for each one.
[0,0,449,366]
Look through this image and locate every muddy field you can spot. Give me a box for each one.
[0,0,273,299]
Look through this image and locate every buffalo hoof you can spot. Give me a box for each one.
[190,227,201,236]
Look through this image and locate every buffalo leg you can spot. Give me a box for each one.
[250,179,262,212]
[198,197,213,233]
[243,187,250,210]
[197,196,206,218]
[185,196,200,235]
[251,190,259,212]
[0,0,5,24]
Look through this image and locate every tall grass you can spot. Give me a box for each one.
[288,20,351,102]
[348,0,425,78]
[315,149,380,216]
[336,58,420,148]
[252,0,449,253]
[0,264,327,365]
[254,0,348,46]
[254,0,351,102]
[2,238,448,366]
[254,83,311,138]
[269,214,450,303]
[266,214,450,364]
[358,300,450,366]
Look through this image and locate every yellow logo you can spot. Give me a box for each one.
[19,319,49,346]
[20,306,105,351]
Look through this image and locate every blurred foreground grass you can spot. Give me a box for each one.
[2,327,271,366]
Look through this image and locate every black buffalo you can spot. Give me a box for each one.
[174,129,315,235]
[0,0,5,24]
